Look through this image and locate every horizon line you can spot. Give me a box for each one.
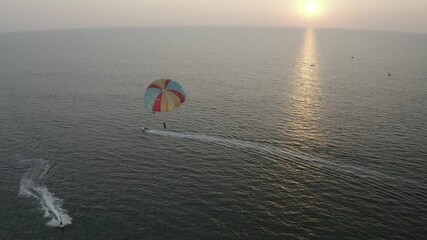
[1,25,426,35]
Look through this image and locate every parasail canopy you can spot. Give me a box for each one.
[144,79,186,113]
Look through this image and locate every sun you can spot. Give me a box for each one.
[305,3,318,13]
[300,1,323,18]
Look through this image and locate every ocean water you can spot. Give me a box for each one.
[0,27,426,239]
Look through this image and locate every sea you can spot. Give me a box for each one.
[0,27,426,239]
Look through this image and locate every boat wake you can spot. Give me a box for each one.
[144,128,285,155]
[143,128,419,185]
[19,158,72,227]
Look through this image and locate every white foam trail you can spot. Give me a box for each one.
[145,128,332,165]
[19,159,72,227]
[143,128,418,184]
[145,128,282,154]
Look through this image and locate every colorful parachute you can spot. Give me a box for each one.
[144,79,186,113]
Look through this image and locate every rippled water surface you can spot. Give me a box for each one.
[0,27,426,239]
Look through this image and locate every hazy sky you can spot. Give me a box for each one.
[1,0,426,33]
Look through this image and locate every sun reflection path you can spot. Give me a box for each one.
[287,28,323,147]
